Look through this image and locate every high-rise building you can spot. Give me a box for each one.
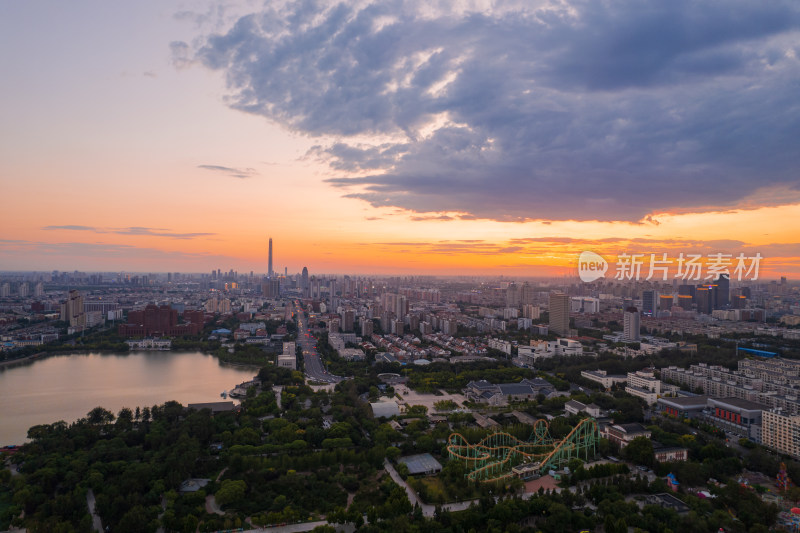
[548,293,570,336]
[361,319,373,337]
[268,238,273,278]
[301,267,309,294]
[523,304,540,320]
[61,290,86,328]
[343,309,355,332]
[641,290,657,316]
[263,278,280,298]
[761,410,800,460]
[520,282,534,305]
[506,283,520,307]
[713,274,730,309]
[695,286,712,314]
[623,306,641,342]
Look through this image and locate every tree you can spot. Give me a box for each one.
[622,437,654,467]
[87,407,115,425]
[215,480,247,508]
[386,446,401,461]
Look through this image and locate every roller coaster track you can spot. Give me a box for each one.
[447,417,598,483]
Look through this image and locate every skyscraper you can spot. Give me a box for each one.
[695,286,712,314]
[641,290,657,316]
[714,274,730,309]
[623,306,641,342]
[301,267,309,293]
[268,238,273,278]
[548,292,570,336]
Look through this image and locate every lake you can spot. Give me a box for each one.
[0,351,260,444]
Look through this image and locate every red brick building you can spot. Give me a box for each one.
[118,305,203,337]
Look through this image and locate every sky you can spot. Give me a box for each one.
[1,0,799,278]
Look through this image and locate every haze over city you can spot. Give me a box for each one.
[2,0,799,276]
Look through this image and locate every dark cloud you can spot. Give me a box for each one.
[186,0,800,221]
[198,164,257,179]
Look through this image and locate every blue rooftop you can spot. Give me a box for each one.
[738,347,777,358]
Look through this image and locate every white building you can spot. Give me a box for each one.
[625,369,661,405]
[581,369,628,389]
[571,297,600,314]
[126,338,171,351]
[488,338,512,355]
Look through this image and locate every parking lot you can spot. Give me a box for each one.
[395,388,468,412]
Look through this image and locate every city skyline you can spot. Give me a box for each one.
[2,2,800,277]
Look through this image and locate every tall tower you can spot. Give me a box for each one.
[268,237,273,278]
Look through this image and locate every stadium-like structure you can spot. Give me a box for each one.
[447,418,599,482]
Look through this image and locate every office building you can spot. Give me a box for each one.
[642,290,657,316]
[548,293,570,336]
[695,286,712,314]
[278,342,296,370]
[714,274,730,309]
[301,267,309,295]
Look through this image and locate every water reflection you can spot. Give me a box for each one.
[0,351,259,444]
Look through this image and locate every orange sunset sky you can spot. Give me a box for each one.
[1,2,799,278]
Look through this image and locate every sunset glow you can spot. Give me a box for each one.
[1,1,799,278]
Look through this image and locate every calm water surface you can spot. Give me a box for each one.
[0,351,258,444]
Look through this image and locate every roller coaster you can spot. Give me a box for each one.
[447,417,598,483]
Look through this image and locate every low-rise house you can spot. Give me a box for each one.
[465,378,556,406]
[603,422,651,448]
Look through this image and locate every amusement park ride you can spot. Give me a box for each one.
[446,417,599,483]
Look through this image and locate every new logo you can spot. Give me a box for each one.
[578,251,608,282]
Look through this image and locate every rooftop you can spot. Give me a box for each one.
[398,453,443,475]
[657,396,710,408]
[707,397,769,411]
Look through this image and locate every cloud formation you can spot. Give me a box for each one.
[198,164,257,179]
[42,225,214,240]
[182,0,800,221]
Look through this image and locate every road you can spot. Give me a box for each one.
[293,301,343,385]
[243,521,330,533]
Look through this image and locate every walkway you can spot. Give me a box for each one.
[383,459,478,517]
[86,489,103,533]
